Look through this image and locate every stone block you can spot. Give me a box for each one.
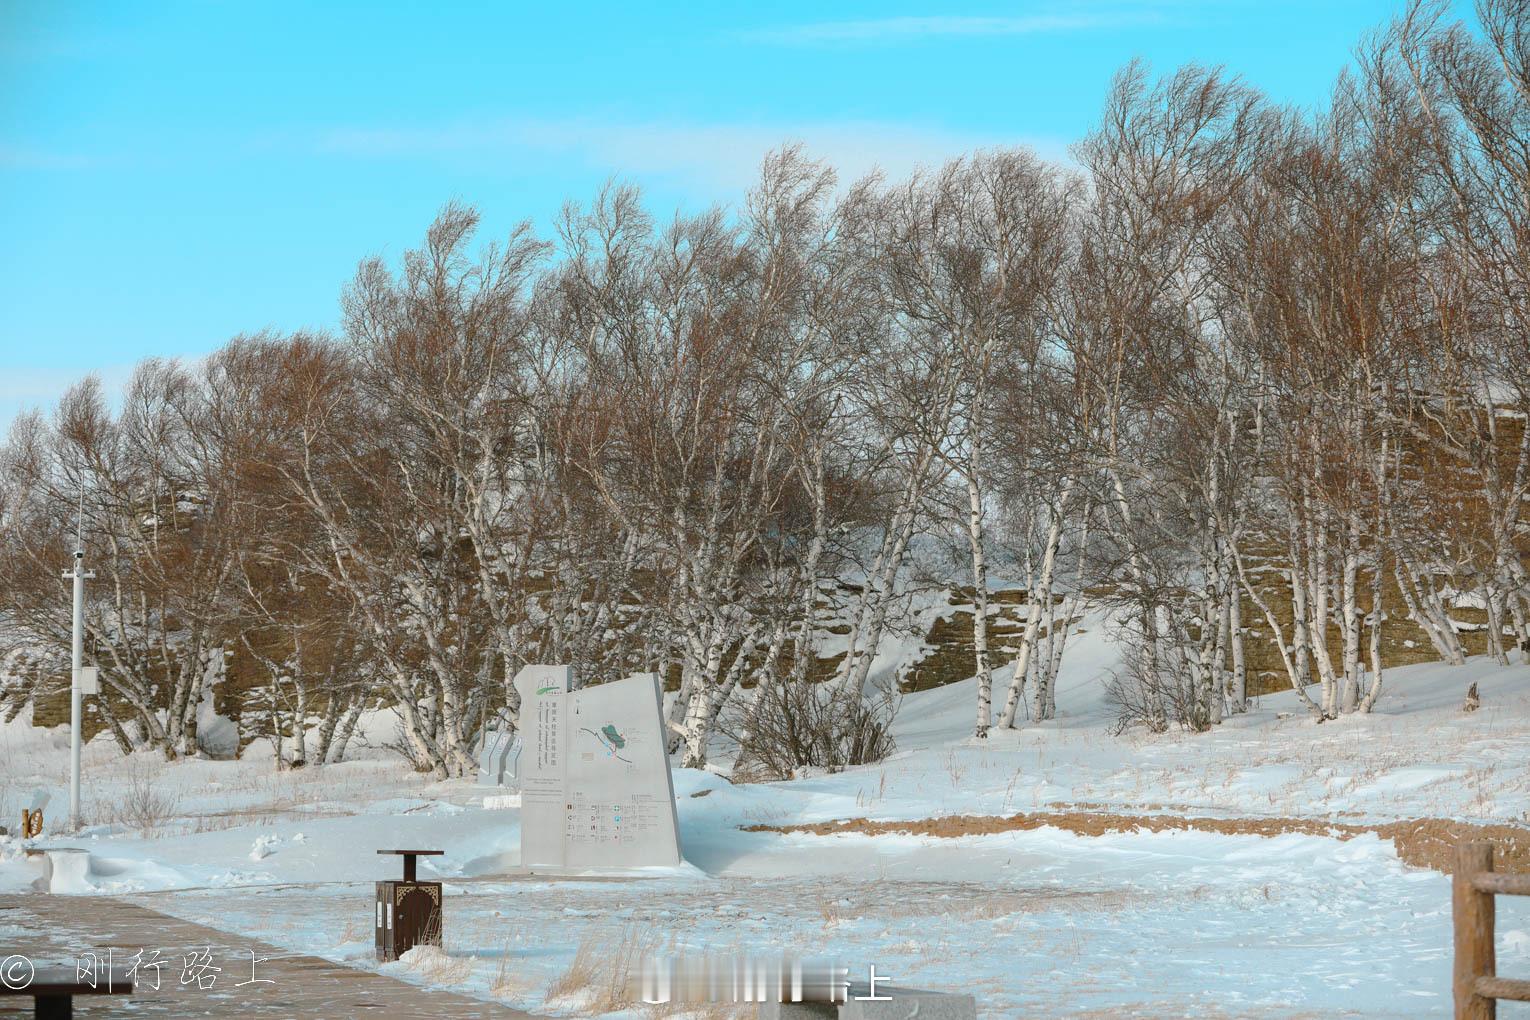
[837,984,977,1020]
[754,984,976,1020]
[755,999,837,1019]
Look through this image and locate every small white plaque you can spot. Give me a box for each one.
[76,666,99,695]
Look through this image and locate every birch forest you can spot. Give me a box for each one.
[2,1,1528,777]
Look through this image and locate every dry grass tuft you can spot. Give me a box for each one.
[745,810,1530,875]
[546,924,658,1013]
[398,944,472,985]
[643,1001,754,1019]
[113,758,182,837]
[489,936,530,999]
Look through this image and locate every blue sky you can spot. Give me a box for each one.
[0,0,1473,430]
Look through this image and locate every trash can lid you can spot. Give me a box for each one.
[377,849,445,855]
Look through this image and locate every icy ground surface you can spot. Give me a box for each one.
[2,621,1529,1017]
[122,826,1460,1017]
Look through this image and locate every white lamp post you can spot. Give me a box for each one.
[63,547,94,831]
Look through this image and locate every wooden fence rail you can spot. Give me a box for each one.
[1455,841,1530,1018]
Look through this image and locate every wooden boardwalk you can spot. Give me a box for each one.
[0,893,542,1018]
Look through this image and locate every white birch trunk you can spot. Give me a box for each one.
[997,483,1071,728]
[1392,555,1467,665]
[1339,511,1362,715]
[1231,540,1324,719]
[966,462,993,738]
[1229,580,1247,712]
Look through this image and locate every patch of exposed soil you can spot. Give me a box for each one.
[744,811,1530,875]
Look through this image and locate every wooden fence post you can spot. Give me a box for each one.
[1454,841,1496,1020]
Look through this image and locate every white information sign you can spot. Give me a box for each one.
[515,664,571,869]
[512,666,681,869]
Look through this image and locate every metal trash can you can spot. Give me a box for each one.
[374,849,444,962]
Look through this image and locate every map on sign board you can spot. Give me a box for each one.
[512,666,681,870]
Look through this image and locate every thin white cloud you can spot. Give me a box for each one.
[0,145,93,171]
[0,363,140,437]
[318,117,1071,193]
[739,0,1248,46]
[0,365,129,403]
[743,12,1161,45]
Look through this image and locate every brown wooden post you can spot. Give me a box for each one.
[1454,841,1496,1020]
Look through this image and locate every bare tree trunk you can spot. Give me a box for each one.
[1339,511,1362,714]
[1507,571,1530,665]
[313,688,342,766]
[1392,554,1467,665]
[683,623,771,769]
[1306,508,1341,718]
[328,697,365,764]
[269,684,284,769]
[966,453,994,738]
[1232,540,1324,719]
[1210,585,1230,725]
[837,442,942,696]
[1288,517,1314,691]
[1361,548,1386,713]
[1229,580,1248,712]
[998,482,1072,728]
[101,708,136,757]
[1039,513,1090,719]
[1483,579,1510,666]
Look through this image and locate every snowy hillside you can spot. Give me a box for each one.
[3,617,1528,1016]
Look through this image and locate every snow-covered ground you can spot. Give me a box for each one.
[3,620,1529,1017]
